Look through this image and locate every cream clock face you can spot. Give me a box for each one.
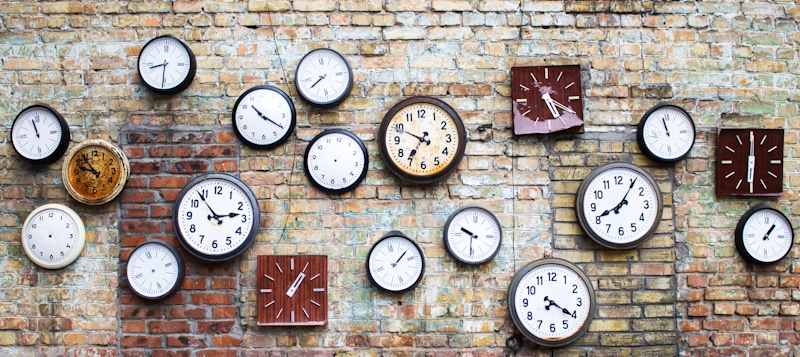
[367,232,425,293]
[137,35,196,95]
[22,204,86,269]
[303,129,368,194]
[126,240,185,300]
[444,206,502,264]
[735,204,794,264]
[232,85,296,149]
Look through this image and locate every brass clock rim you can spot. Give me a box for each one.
[377,96,467,185]
[126,240,186,300]
[507,257,596,347]
[303,128,368,194]
[294,48,354,108]
[734,204,794,264]
[636,102,696,163]
[137,34,197,95]
[231,85,297,149]
[21,203,86,270]
[443,205,502,265]
[366,230,425,293]
[11,103,71,165]
[61,139,130,206]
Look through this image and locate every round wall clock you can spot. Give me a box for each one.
[735,204,794,264]
[294,48,353,107]
[22,204,86,269]
[366,231,425,293]
[232,85,296,149]
[575,162,663,249]
[137,34,197,95]
[172,173,259,262]
[508,258,595,347]
[11,104,71,165]
[126,240,185,300]
[377,96,467,185]
[443,206,502,264]
[303,129,368,194]
[62,139,130,205]
[636,103,696,163]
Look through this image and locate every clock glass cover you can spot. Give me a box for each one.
[232,85,296,149]
[367,231,425,293]
[11,104,71,164]
[126,240,185,300]
[137,34,197,95]
[303,129,368,194]
[294,48,353,107]
[636,103,696,163]
[443,206,502,264]
[735,204,794,264]
[22,204,86,269]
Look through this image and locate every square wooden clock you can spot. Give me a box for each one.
[511,65,584,135]
[257,255,328,326]
[716,128,784,196]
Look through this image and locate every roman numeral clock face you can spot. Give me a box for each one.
[294,48,353,107]
[716,128,784,196]
[11,104,70,164]
[137,35,197,95]
[735,204,794,264]
[257,255,328,326]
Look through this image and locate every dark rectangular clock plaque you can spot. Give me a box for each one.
[716,128,784,197]
[257,255,328,326]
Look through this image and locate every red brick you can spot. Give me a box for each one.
[149,146,192,158]
[679,320,701,332]
[688,303,709,317]
[703,319,745,331]
[196,350,237,357]
[151,176,192,188]
[130,161,163,174]
[120,220,161,233]
[166,307,206,319]
[152,350,191,357]
[686,333,708,347]
[173,132,215,143]
[710,333,732,346]
[211,307,236,319]
[749,317,792,330]
[735,333,755,345]
[196,321,234,334]
[686,275,707,288]
[120,306,162,319]
[150,321,190,333]
[170,160,209,173]
[167,335,207,347]
[182,278,207,290]
[122,321,146,333]
[121,335,162,347]
[191,293,232,305]
[212,335,242,347]
[128,132,169,143]
[209,277,237,290]
[192,145,237,157]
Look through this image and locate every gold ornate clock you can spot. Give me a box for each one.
[716,128,784,196]
[62,139,130,205]
[257,255,328,326]
[511,65,584,135]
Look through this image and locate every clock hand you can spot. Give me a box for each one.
[197,192,223,223]
[460,227,478,239]
[285,263,309,298]
[391,250,408,268]
[31,119,40,138]
[541,94,561,119]
[747,131,755,185]
[396,126,431,145]
[549,98,576,114]
[80,153,101,177]
[762,224,776,241]
[612,177,637,214]
[251,106,285,129]
[661,116,671,137]
[149,62,167,69]
[544,296,574,317]
[161,60,167,88]
[310,74,326,89]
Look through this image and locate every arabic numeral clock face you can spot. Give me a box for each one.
[126,240,185,300]
[508,258,595,347]
[444,206,502,265]
[173,173,259,262]
[232,85,296,149]
[716,128,784,196]
[735,204,794,264]
[367,231,425,293]
[378,96,467,184]
[11,104,71,164]
[137,34,197,95]
[295,48,353,107]
[303,129,368,194]
[62,139,130,205]
[257,255,328,326]
[22,204,86,269]
[576,162,663,249]
[511,65,584,135]
[636,103,696,163]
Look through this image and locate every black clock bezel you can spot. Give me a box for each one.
[232,85,297,149]
[636,102,696,163]
[734,204,794,264]
[11,104,71,165]
[126,240,186,300]
[366,231,426,294]
[294,48,354,108]
[443,205,503,265]
[137,34,197,95]
[303,128,369,194]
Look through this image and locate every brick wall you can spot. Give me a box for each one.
[0,1,798,356]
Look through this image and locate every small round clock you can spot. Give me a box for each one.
[575,162,663,249]
[443,206,502,265]
[11,104,71,165]
[126,240,185,300]
[173,173,259,262]
[62,139,130,205]
[137,34,197,95]
[21,204,86,269]
[303,129,368,194]
[508,258,595,347]
[232,85,296,149]
[734,204,794,264]
[377,96,467,185]
[366,231,425,293]
[636,103,696,163]
[295,48,353,107]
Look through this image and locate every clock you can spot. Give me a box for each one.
[377,96,467,184]
[294,48,353,107]
[716,128,784,196]
[172,173,259,262]
[303,129,368,194]
[21,204,86,269]
[366,231,425,293]
[126,240,185,300]
[511,65,584,135]
[636,103,696,163]
[62,139,130,205]
[575,162,663,249]
[507,258,596,347]
[137,34,197,95]
[11,104,71,165]
[443,206,502,265]
[232,85,296,149]
[257,255,328,326]
[734,204,794,264]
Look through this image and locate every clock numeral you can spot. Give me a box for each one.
[548,272,556,282]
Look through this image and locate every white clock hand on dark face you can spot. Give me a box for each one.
[286,263,309,298]
[747,131,755,193]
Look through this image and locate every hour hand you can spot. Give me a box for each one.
[251,106,284,129]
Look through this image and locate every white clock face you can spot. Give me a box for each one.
[138,35,195,94]
[367,233,425,293]
[12,105,68,162]
[509,259,594,347]
[232,86,296,148]
[304,129,368,193]
[127,241,184,299]
[174,174,258,261]
[638,104,695,162]
[736,205,794,264]
[444,206,502,264]
[577,163,662,249]
[295,48,353,107]
[22,204,85,269]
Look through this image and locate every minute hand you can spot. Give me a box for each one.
[611,177,637,214]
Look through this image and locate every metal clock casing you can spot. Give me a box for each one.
[11,104,71,165]
[232,85,296,149]
[126,240,185,300]
[303,129,368,194]
[62,139,130,206]
[636,103,696,163]
[734,204,794,264]
[366,231,425,293]
[21,204,86,269]
[294,48,353,107]
[443,206,502,265]
[137,34,197,95]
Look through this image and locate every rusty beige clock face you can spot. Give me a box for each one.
[62,139,130,205]
[257,255,328,326]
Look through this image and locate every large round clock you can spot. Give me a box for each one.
[126,240,185,300]
[303,129,368,194]
[734,204,794,264]
[172,173,259,262]
[377,96,467,184]
[443,206,502,265]
[11,104,71,165]
[636,103,696,163]
[294,48,353,107]
[22,204,86,269]
[232,85,296,149]
[137,34,197,95]
[575,162,663,249]
[508,258,595,347]
[366,231,425,293]
[62,139,130,205]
